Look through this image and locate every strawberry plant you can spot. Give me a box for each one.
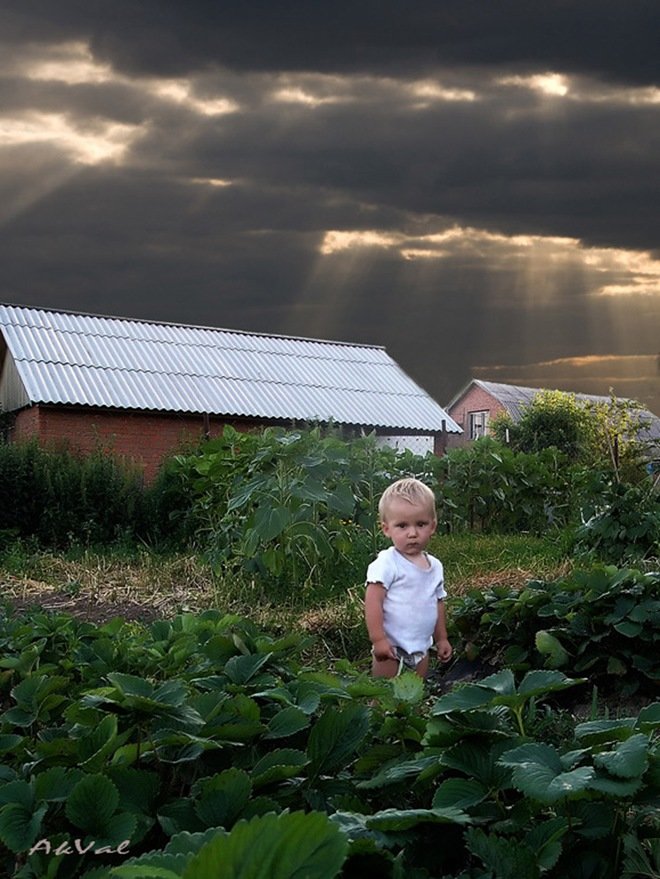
[0,604,657,878]
[451,566,660,695]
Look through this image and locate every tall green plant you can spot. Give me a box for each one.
[436,438,573,534]
[163,426,439,595]
[574,479,660,564]
[492,389,653,482]
[0,440,147,548]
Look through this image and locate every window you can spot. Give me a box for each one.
[469,410,489,440]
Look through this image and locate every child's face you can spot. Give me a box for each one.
[381,498,436,559]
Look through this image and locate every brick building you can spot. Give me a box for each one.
[0,303,461,479]
[445,378,660,450]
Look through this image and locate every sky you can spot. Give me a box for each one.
[1,1,659,414]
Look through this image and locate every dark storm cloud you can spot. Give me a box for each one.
[3,0,659,85]
[1,1,659,415]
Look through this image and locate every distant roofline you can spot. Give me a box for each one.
[0,300,387,352]
[446,377,652,413]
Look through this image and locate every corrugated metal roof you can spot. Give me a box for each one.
[0,303,460,433]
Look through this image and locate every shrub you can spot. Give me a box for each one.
[160,427,389,594]
[0,440,148,548]
[492,389,653,482]
[435,438,574,534]
[573,479,660,564]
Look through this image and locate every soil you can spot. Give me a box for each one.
[2,586,162,626]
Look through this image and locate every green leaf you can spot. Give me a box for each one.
[255,505,291,541]
[588,775,642,797]
[391,672,425,704]
[499,743,594,803]
[34,767,83,802]
[365,807,470,831]
[307,704,370,775]
[107,767,161,814]
[264,707,310,740]
[251,749,309,788]
[357,755,439,790]
[614,621,643,637]
[525,817,568,871]
[517,669,582,698]
[165,828,228,856]
[432,778,488,810]
[98,811,138,847]
[224,653,272,685]
[183,811,348,879]
[465,827,539,879]
[575,717,637,746]
[287,682,322,715]
[622,834,660,879]
[111,858,187,878]
[0,734,23,754]
[593,734,650,779]
[441,740,514,788]
[107,673,154,699]
[158,799,203,836]
[0,779,34,809]
[607,656,628,676]
[535,631,570,668]
[571,801,617,840]
[432,685,493,715]
[194,769,252,828]
[637,702,660,730]
[79,713,120,769]
[66,774,120,835]
[0,803,47,853]
[478,669,516,695]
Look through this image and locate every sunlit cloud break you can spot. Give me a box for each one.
[320,225,577,257]
[499,72,570,96]
[320,230,403,254]
[319,224,660,298]
[20,40,114,85]
[0,112,141,164]
[148,79,239,116]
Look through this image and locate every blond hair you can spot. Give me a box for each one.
[378,478,436,522]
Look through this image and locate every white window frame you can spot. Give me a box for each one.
[469,410,489,440]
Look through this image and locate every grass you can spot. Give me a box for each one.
[0,531,575,668]
[432,529,575,596]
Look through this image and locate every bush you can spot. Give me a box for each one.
[492,389,653,482]
[435,438,574,534]
[159,426,443,595]
[573,479,660,564]
[0,608,656,878]
[0,440,148,548]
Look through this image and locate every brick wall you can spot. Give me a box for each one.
[446,385,506,449]
[11,404,449,476]
[12,405,255,481]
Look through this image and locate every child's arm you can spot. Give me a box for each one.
[434,600,452,662]
[364,582,396,661]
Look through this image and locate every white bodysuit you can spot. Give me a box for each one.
[366,546,446,655]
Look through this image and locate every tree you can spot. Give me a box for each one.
[492,390,651,481]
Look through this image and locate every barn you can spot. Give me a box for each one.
[0,303,461,479]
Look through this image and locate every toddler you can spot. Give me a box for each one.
[364,478,452,677]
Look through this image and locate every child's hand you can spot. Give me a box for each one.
[372,638,397,662]
[436,638,453,663]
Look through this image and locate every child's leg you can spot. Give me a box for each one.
[415,654,430,678]
[371,656,399,677]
